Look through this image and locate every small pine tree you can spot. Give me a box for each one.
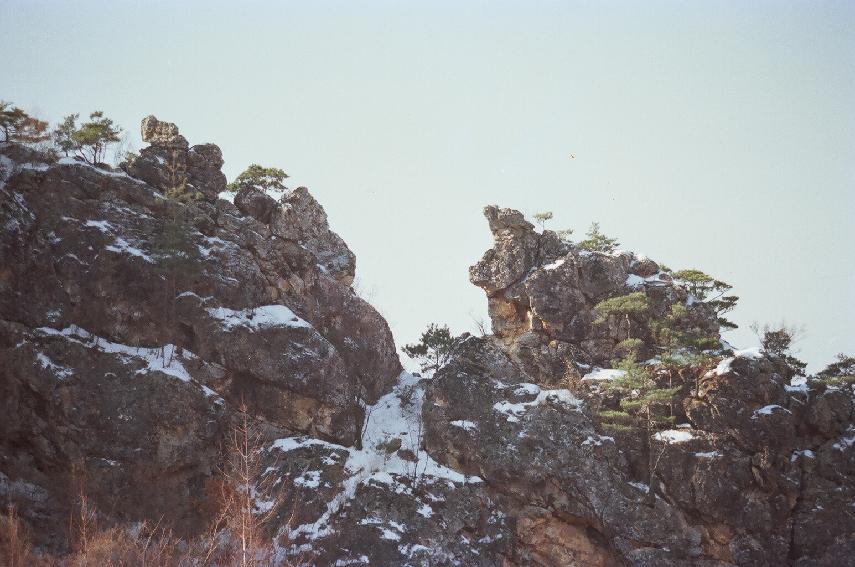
[402,324,457,375]
[672,269,739,330]
[577,222,619,253]
[555,228,574,242]
[153,203,201,359]
[648,303,720,366]
[595,291,649,341]
[597,350,680,506]
[817,353,855,387]
[0,102,49,144]
[753,322,807,374]
[53,111,121,164]
[533,211,553,230]
[54,113,79,157]
[163,149,202,202]
[227,164,288,193]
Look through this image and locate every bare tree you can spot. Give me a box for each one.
[215,405,279,565]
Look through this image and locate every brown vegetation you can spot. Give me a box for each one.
[0,406,304,567]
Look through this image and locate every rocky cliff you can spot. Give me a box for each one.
[1,124,853,566]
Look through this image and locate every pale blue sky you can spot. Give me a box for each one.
[2,1,853,371]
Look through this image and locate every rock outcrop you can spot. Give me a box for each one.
[416,207,855,566]
[470,205,719,370]
[0,119,400,546]
[126,115,227,201]
[1,135,852,566]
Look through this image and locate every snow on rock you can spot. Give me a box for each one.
[513,383,541,396]
[582,368,627,382]
[582,434,615,446]
[450,420,477,431]
[493,388,582,422]
[786,376,809,394]
[832,431,855,452]
[35,352,73,380]
[294,471,322,489]
[543,258,566,271]
[694,451,722,458]
[713,347,764,376]
[207,304,313,331]
[752,404,792,419]
[105,237,154,263]
[55,157,147,184]
[84,219,113,233]
[735,347,763,359]
[654,429,695,444]
[791,449,816,462]
[33,325,221,400]
[275,371,481,541]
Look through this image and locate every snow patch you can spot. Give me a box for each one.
[493,388,582,422]
[207,304,313,331]
[791,449,816,462]
[582,368,626,382]
[713,347,764,376]
[33,326,221,401]
[84,219,113,233]
[280,371,480,541]
[785,376,809,394]
[450,420,477,431]
[694,451,722,458]
[294,471,321,489]
[582,434,615,446]
[36,352,73,379]
[105,237,154,262]
[752,404,791,419]
[654,430,695,444]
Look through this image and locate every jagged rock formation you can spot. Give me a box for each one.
[1,133,853,566]
[469,205,718,371]
[420,207,855,565]
[0,118,400,547]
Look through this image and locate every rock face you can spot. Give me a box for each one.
[126,115,227,201]
[2,133,852,567]
[416,207,855,566]
[470,205,719,370]
[0,122,400,545]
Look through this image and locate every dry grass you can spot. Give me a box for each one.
[0,407,306,567]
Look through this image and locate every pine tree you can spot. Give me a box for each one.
[533,211,553,230]
[577,222,619,253]
[817,353,855,387]
[54,114,79,156]
[672,269,739,330]
[595,291,649,343]
[163,149,202,202]
[402,324,457,375]
[648,303,720,366]
[52,111,121,164]
[0,101,49,143]
[227,164,288,193]
[153,202,201,361]
[754,323,807,374]
[555,228,574,242]
[597,350,680,506]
